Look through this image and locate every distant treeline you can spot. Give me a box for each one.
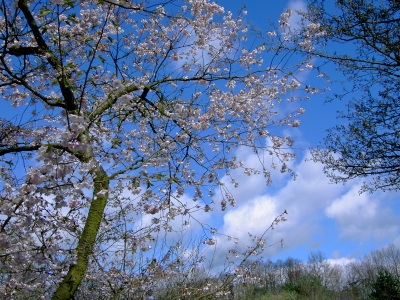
[150,243,400,300]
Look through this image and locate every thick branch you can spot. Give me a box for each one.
[0,145,40,156]
[0,144,80,157]
[17,0,78,112]
[6,46,44,56]
[88,85,139,122]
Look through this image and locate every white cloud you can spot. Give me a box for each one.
[286,0,307,31]
[325,257,357,267]
[204,150,342,270]
[222,195,278,237]
[200,195,284,273]
[326,186,377,220]
[326,186,399,241]
[205,145,400,271]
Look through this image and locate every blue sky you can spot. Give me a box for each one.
[194,0,400,267]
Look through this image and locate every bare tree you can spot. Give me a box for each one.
[297,0,400,193]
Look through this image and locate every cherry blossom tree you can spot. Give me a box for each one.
[0,1,321,298]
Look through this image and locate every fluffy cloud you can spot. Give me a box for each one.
[326,185,399,241]
[222,196,278,236]
[206,146,400,270]
[203,149,337,269]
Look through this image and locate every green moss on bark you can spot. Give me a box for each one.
[52,167,109,300]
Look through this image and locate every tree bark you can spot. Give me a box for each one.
[52,165,110,299]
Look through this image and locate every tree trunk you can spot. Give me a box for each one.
[52,165,110,299]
